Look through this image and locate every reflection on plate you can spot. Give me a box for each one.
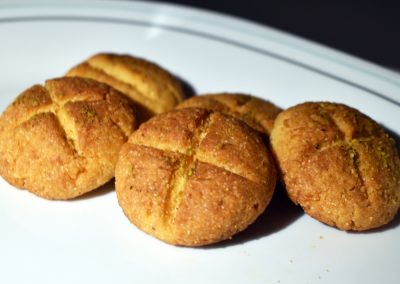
[0,1,399,284]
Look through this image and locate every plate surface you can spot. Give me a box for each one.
[0,1,399,284]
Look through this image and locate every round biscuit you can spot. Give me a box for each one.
[116,108,277,246]
[0,77,136,199]
[66,53,185,122]
[176,93,281,135]
[270,102,400,231]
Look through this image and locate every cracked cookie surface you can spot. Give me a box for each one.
[115,108,276,246]
[0,77,136,200]
[270,102,400,231]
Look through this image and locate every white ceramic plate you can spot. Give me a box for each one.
[0,1,399,284]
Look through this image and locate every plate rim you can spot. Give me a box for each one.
[0,0,399,108]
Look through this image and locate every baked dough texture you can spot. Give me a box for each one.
[270,102,400,231]
[115,108,277,246]
[176,93,282,135]
[0,77,136,200]
[66,53,185,122]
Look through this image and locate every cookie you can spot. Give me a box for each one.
[270,102,400,231]
[115,108,276,246]
[176,93,281,135]
[66,53,185,122]
[0,77,136,199]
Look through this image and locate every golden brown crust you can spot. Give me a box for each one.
[0,77,136,200]
[176,93,282,135]
[270,102,400,231]
[66,53,185,122]
[115,108,276,246]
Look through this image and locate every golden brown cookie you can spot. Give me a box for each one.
[176,93,281,135]
[66,53,185,122]
[115,108,277,246]
[0,77,136,200]
[270,102,400,231]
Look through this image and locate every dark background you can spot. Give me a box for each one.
[155,0,400,70]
